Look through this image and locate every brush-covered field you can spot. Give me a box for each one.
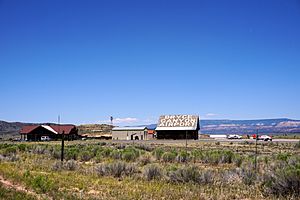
[0,140,299,200]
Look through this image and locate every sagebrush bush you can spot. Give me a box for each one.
[0,154,19,162]
[50,147,61,159]
[169,166,213,184]
[143,164,163,181]
[79,151,94,162]
[241,168,257,186]
[51,161,62,171]
[139,154,152,166]
[263,166,300,197]
[64,159,77,171]
[135,144,153,152]
[95,161,137,178]
[32,145,49,155]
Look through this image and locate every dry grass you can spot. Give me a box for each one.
[0,140,299,199]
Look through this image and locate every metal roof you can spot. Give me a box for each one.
[112,126,147,131]
[20,124,76,134]
[41,125,58,134]
[155,115,199,131]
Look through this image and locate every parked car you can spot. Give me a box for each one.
[227,134,242,139]
[41,136,51,141]
[258,135,272,141]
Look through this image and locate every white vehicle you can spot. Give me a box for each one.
[258,135,272,141]
[227,134,242,139]
[41,136,50,141]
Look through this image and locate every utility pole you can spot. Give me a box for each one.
[58,115,64,163]
[255,129,258,171]
[185,130,188,154]
[61,130,65,162]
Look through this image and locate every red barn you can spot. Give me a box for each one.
[20,125,79,141]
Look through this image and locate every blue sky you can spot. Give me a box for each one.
[1,0,300,125]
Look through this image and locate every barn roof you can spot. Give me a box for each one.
[20,125,76,134]
[155,115,199,131]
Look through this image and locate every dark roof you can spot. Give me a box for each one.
[20,125,76,134]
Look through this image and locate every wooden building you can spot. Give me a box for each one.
[155,115,200,139]
[20,125,79,141]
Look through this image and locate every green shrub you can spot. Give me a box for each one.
[99,148,113,157]
[162,152,177,163]
[122,147,140,162]
[176,151,190,163]
[191,149,203,163]
[3,146,18,156]
[110,149,122,160]
[233,154,243,167]
[17,144,27,152]
[152,148,164,160]
[65,147,80,160]
[202,150,234,164]
[31,175,55,193]
[277,153,291,162]
[0,184,36,200]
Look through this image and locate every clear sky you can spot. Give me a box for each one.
[1,0,300,125]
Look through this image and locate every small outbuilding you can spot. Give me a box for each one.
[112,127,148,140]
[20,124,79,141]
[155,115,200,140]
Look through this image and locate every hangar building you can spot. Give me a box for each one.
[112,127,148,140]
[155,115,200,139]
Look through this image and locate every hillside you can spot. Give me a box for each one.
[77,124,113,137]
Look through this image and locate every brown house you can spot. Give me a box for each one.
[20,125,79,141]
